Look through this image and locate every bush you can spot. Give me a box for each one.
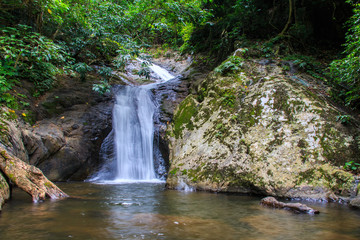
[329,1,360,109]
[0,24,67,101]
[215,56,244,75]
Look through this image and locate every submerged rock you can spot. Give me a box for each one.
[166,58,360,201]
[350,196,360,208]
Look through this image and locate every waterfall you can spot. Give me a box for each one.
[113,86,156,180]
[90,62,174,183]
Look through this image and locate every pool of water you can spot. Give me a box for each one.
[1,182,360,240]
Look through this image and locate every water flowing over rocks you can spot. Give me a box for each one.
[166,59,360,202]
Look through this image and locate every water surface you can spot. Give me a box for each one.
[1,182,360,240]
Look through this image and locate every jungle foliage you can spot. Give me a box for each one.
[0,0,211,105]
[0,0,359,109]
[329,0,360,109]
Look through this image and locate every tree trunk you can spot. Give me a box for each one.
[279,0,294,36]
[0,145,68,202]
[261,197,320,214]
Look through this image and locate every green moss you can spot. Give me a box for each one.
[169,167,179,176]
[237,103,262,133]
[197,87,208,102]
[319,123,358,166]
[296,167,354,192]
[8,173,15,182]
[266,133,284,152]
[173,97,198,138]
[273,86,293,121]
[44,182,52,188]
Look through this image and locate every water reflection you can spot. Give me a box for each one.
[0,182,359,240]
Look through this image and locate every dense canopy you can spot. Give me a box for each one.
[0,0,359,109]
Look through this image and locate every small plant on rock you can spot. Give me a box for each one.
[215,56,244,76]
[92,80,111,95]
[73,62,92,81]
[344,161,360,173]
[336,114,351,125]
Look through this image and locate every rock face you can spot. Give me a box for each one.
[0,75,113,182]
[166,58,360,201]
[23,100,113,181]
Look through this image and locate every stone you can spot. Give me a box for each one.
[349,196,360,208]
[166,58,360,201]
[0,171,10,211]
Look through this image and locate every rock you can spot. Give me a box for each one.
[349,196,360,208]
[23,123,65,166]
[233,48,248,58]
[0,117,28,162]
[261,197,320,214]
[11,80,114,182]
[166,58,360,201]
[0,171,10,211]
[37,145,84,181]
[31,100,113,181]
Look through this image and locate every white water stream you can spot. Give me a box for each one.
[90,62,174,183]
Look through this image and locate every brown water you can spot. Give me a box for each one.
[0,182,360,240]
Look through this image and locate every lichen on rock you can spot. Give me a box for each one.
[166,58,360,201]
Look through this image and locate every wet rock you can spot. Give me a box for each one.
[258,59,274,66]
[349,196,360,208]
[0,117,28,162]
[23,123,65,166]
[0,171,10,211]
[261,197,320,214]
[166,58,359,201]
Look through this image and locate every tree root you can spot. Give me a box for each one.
[0,145,68,202]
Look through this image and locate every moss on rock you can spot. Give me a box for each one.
[167,58,360,201]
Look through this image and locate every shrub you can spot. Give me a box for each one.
[329,1,360,109]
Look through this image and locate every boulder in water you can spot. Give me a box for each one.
[166,57,359,201]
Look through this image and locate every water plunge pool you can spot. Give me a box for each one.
[1,182,360,240]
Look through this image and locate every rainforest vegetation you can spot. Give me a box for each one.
[0,0,360,115]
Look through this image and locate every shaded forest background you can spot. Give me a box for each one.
[0,0,360,114]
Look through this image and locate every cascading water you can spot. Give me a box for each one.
[113,86,156,180]
[90,62,174,182]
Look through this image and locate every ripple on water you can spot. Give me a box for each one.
[0,182,360,240]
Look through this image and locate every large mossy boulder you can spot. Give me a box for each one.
[166,59,360,201]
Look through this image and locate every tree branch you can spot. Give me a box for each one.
[0,145,68,202]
